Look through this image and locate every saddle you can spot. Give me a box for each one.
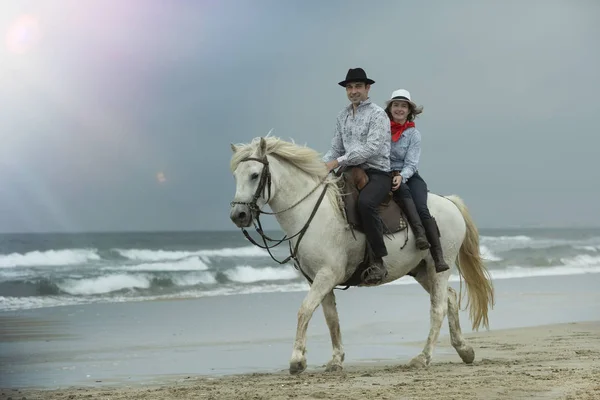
[325,167,409,288]
[336,167,407,235]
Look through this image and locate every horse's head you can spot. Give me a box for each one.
[229,137,272,228]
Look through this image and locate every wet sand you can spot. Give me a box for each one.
[2,321,599,399]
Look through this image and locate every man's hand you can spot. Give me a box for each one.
[391,175,402,191]
[325,159,339,171]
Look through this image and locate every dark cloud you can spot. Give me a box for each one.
[0,1,598,232]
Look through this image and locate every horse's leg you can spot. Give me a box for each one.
[409,267,449,368]
[289,272,337,375]
[447,286,475,364]
[413,271,474,364]
[321,290,344,372]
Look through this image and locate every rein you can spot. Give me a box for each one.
[230,155,332,283]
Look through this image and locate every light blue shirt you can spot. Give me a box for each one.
[390,127,421,183]
[323,99,391,172]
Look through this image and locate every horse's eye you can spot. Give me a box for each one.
[250,173,259,180]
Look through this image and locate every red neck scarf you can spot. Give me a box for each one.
[390,120,415,142]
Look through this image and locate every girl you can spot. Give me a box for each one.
[385,89,449,273]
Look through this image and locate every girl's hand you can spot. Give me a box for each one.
[392,175,402,191]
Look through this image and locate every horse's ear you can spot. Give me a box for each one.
[258,137,267,157]
[230,143,238,153]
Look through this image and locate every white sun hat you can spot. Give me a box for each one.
[385,89,417,109]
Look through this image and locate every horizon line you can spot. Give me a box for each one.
[1,226,600,235]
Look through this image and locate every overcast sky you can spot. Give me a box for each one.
[0,0,599,233]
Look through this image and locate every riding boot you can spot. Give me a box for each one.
[398,196,430,250]
[422,217,450,273]
[361,257,388,285]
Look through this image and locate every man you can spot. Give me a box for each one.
[323,67,392,285]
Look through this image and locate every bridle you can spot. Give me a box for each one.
[230,156,273,216]
[230,154,332,284]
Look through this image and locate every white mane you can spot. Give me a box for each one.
[230,136,344,218]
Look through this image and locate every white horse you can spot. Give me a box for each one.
[229,136,495,375]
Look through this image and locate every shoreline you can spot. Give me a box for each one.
[3,320,599,399]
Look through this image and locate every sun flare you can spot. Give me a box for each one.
[5,14,41,54]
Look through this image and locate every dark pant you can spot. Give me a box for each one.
[357,169,392,258]
[393,171,432,221]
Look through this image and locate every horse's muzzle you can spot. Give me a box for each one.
[230,204,253,228]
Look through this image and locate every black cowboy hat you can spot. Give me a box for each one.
[338,67,375,87]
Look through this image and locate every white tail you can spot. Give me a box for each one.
[446,195,495,331]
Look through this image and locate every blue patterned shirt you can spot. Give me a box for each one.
[322,99,391,172]
[390,127,421,183]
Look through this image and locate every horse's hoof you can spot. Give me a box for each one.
[408,354,429,369]
[325,361,343,372]
[458,346,475,364]
[289,359,307,375]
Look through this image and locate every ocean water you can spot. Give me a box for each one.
[1,228,599,312]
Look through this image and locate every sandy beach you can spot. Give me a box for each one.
[2,274,600,399]
[3,321,599,399]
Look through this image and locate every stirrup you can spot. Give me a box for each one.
[360,265,387,284]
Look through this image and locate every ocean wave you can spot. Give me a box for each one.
[481,235,533,242]
[57,274,152,295]
[0,268,36,280]
[0,266,301,298]
[0,244,270,272]
[102,256,210,272]
[224,265,299,283]
[2,263,600,312]
[0,295,93,311]
[560,254,600,267]
[0,249,100,268]
[479,245,502,262]
[3,248,599,300]
[572,245,599,252]
[481,235,600,253]
[383,264,600,287]
[484,246,600,268]
[0,281,312,312]
[486,264,600,280]
[171,272,217,286]
[114,246,268,262]
[480,235,532,248]
[55,271,220,295]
